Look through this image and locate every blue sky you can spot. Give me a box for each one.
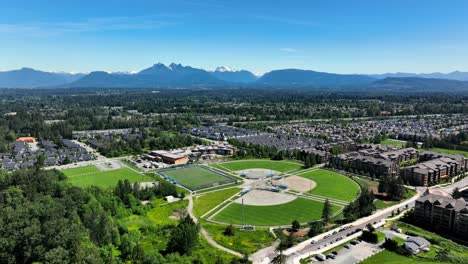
[2,0,468,74]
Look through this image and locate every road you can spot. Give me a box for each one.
[266,178,466,264]
[260,187,424,264]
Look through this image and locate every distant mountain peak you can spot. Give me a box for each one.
[215,66,236,72]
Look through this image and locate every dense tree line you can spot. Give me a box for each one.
[96,130,205,157]
[0,169,205,264]
[378,176,406,200]
[343,188,376,222]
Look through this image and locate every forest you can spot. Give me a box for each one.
[0,169,240,264]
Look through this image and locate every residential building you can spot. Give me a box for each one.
[404,236,431,255]
[414,191,468,240]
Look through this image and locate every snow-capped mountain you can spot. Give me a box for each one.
[215,66,237,72]
[211,66,258,83]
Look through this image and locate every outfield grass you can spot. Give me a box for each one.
[298,169,360,202]
[67,167,151,188]
[429,147,468,157]
[194,188,241,217]
[159,166,235,191]
[216,159,303,172]
[61,165,100,177]
[381,139,407,148]
[202,222,275,255]
[212,198,341,226]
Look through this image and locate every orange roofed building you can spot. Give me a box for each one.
[16,137,37,143]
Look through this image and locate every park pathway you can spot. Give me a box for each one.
[187,196,244,258]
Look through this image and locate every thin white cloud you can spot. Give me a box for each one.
[0,16,177,37]
[280,48,299,53]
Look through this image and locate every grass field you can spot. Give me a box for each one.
[360,250,443,264]
[381,139,407,147]
[61,165,100,177]
[159,166,235,191]
[429,147,468,157]
[216,159,303,172]
[203,222,275,255]
[194,188,241,217]
[212,198,341,226]
[298,169,360,202]
[66,167,151,188]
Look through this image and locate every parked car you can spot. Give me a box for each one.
[344,245,351,249]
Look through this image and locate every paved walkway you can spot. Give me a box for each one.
[187,196,244,258]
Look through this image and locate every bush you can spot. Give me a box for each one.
[223,224,235,237]
[360,230,378,243]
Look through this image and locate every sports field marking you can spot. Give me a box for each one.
[216,160,304,175]
[298,169,360,202]
[61,165,101,177]
[158,166,236,191]
[210,197,342,226]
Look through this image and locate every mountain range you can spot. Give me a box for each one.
[1,64,468,93]
[0,68,84,88]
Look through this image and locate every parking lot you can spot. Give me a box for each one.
[315,241,382,264]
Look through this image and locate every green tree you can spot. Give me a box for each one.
[291,220,300,232]
[452,187,462,199]
[322,199,332,224]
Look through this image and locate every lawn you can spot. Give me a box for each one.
[202,222,275,255]
[67,167,152,188]
[216,159,303,172]
[298,169,360,202]
[194,188,241,217]
[429,147,468,157]
[360,250,443,264]
[158,166,235,191]
[381,139,407,148]
[61,165,100,177]
[211,198,341,226]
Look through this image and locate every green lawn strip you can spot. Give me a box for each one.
[61,165,100,177]
[298,169,360,202]
[212,198,341,226]
[159,166,235,190]
[381,139,407,147]
[375,188,416,209]
[67,167,151,188]
[360,250,444,264]
[218,159,303,172]
[428,147,468,157]
[196,181,243,194]
[352,176,379,189]
[194,188,241,217]
[376,231,386,243]
[209,163,232,172]
[120,159,145,172]
[202,222,275,255]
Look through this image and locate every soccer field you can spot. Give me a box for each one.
[159,166,235,191]
[298,169,360,202]
[216,159,303,172]
[61,165,100,177]
[212,198,341,226]
[429,147,468,157]
[65,167,151,188]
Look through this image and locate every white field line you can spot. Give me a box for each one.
[199,191,242,219]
